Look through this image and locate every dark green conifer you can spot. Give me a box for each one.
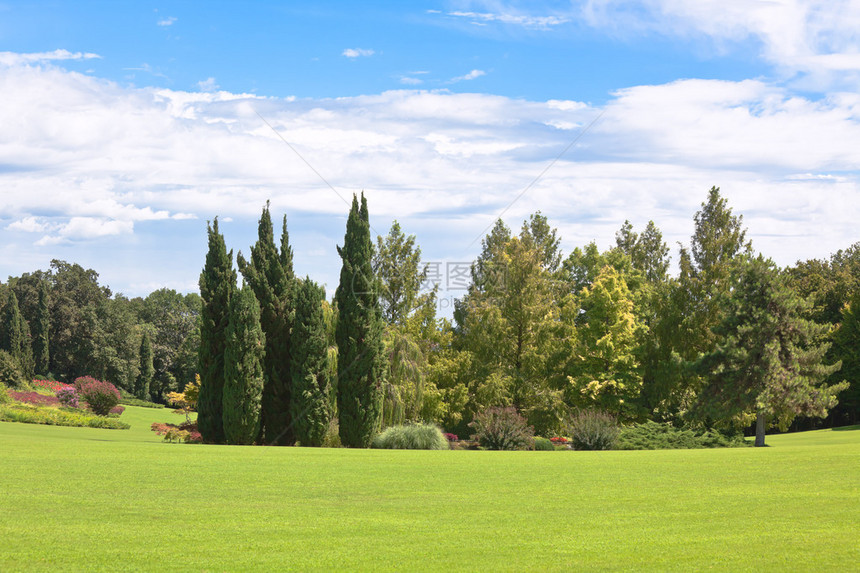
[223,284,265,445]
[137,330,154,400]
[290,278,331,446]
[197,218,236,444]
[0,290,26,371]
[335,193,385,447]
[237,203,295,445]
[32,280,50,376]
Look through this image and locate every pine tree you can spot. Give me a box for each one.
[32,280,50,376]
[237,203,295,445]
[197,218,236,444]
[290,277,332,446]
[695,256,847,446]
[335,193,385,447]
[137,330,154,400]
[223,284,265,445]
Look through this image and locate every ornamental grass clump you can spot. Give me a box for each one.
[469,407,535,451]
[56,386,79,409]
[568,410,619,451]
[371,423,449,450]
[75,377,121,416]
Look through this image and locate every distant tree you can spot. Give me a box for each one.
[373,220,428,326]
[335,193,385,447]
[197,218,235,444]
[237,203,295,445]
[222,284,265,445]
[137,330,155,400]
[32,280,50,375]
[694,256,847,446]
[616,220,671,284]
[290,278,332,446]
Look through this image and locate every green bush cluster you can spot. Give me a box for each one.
[470,407,535,451]
[0,403,130,429]
[617,421,750,450]
[371,423,449,450]
[533,436,555,451]
[0,382,10,405]
[0,350,28,389]
[568,410,620,451]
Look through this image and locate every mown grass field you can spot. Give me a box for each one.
[1,407,858,572]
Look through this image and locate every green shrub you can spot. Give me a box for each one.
[568,410,619,451]
[371,423,449,450]
[0,350,27,389]
[617,421,750,450]
[0,403,130,429]
[0,382,10,405]
[533,436,555,451]
[470,407,535,451]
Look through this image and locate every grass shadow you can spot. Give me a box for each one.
[831,424,860,432]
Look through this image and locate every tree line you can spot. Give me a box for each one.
[1,186,857,445]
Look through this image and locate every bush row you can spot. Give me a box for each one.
[0,403,130,429]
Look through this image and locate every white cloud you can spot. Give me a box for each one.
[1,55,859,296]
[400,76,424,85]
[197,77,219,92]
[447,10,569,29]
[157,16,177,27]
[451,69,487,82]
[7,217,52,233]
[0,49,100,66]
[342,48,375,58]
[581,0,860,86]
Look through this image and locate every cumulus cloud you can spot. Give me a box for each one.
[1,55,859,296]
[197,77,219,92]
[342,48,375,58]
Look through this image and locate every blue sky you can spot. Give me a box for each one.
[1,1,859,305]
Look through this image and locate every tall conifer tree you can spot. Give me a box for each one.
[335,193,385,447]
[32,280,50,376]
[0,290,26,370]
[237,203,295,445]
[137,330,155,400]
[290,277,331,446]
[223,284,265,445]
[198,218,235,444]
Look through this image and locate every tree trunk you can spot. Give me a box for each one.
[754,411,766,447]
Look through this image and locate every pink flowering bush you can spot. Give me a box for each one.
[56,386,79,409]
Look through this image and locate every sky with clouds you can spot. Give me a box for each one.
[1,1,859,305]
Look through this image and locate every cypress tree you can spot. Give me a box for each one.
[237,203,295,445]
[335,193,385,447]
[32,280,50,376]
[223,284,265,445]
[198,218,236,444]
[137,330,154,400]
[290,277,331,446]
[0,290,25,370]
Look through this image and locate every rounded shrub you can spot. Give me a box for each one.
[469,407,535,451]
[371,423,449,450]
[56,386,79,409]
[76,377,121,416]
[0,382,10,405]
[568,410,620,451]
[533,436,555,451]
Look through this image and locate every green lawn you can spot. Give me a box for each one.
[1,408,858,572]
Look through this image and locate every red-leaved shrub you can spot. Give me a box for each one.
[76,377,121,416]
